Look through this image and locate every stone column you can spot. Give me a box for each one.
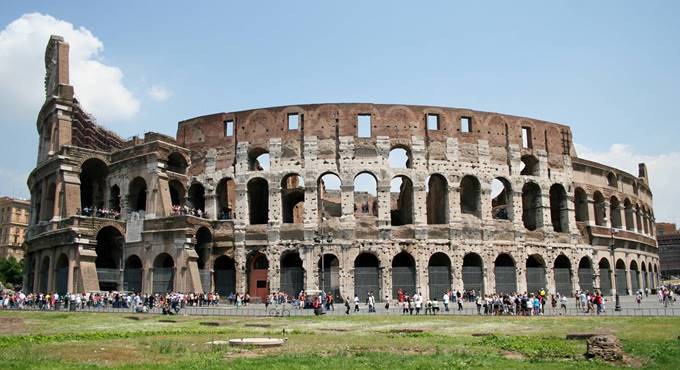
[205,193,217,220]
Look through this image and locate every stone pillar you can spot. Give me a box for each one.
[269,185,281,225]
[517,265,527,293]
[235,246,246,294]
[540,192,551,230]
[205,193,217,220]
[625,268,632,295]
[449,184,461,225]
[586,197,596,226]
[235,183,248,224]
[546,267,555,295]
[303,185,318,228]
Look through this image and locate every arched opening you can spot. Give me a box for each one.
[214,256,236,296]
[247,252,269,301]
[392,251,416,298]
[353,172,378,218]
[462,253,483,294]
[390,175,414,226]
[124,255,143,292]
[354,253,381,301]
[318,173,342,219]
[128,177,147,212]
[388,147,411,169]
[167,152,188,174]
[599,258,612,295]
[216,178,236,220]
[549,184,569,232]
[491,178,513,220]
[574,187,588,222]
[593,192,606,226]
[494,254,517,295]
[281,174,305,224]
[55,254,69,295]
[39,256,50,293]
[95,226,124,291]
[460,175,481,218]
[43,182,56,221]
[80,158,108,210]
[526,255,546,294]
[578,257,593,292]
[109,185,121,213]
[247,178,269,224]
[641,262,648,293]
[624,199,634,231]
[615,259,628,295]
[520,155,539,176]
[168,180,186,208]
[187,182,206,215]
[280,251,304,297]
[630,260,640,293]
[522,182,542,231]
[248,148,270,171]
[607,172,618,187]
[635,204,642,233]
[553,255,572,296]
[318,254,340,299]
[153,253,175,294]
[195,227,212,292]
[25,256,35,293]
[610,196,622,229]
[642,208,650,235]
[426,174,448,224]
[428,253,452,300]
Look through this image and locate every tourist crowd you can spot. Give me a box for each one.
[171,205,209,218]
[78,207,121,219]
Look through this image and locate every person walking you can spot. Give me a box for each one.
[345,297,351,315]
[443,292,450,312]
[354,295,360,312]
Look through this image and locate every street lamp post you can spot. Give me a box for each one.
[605,218,622,312]
[314,219,333,295]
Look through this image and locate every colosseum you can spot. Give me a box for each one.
[23,35,660,301]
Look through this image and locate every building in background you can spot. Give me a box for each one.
[0,196,30,260]
[657,223,680,280]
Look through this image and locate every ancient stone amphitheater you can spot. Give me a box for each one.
[24,36,660,301]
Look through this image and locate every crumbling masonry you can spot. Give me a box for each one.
[24,36,660,301]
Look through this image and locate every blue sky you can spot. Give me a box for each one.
[1,1,679,223]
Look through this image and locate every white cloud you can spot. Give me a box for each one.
[0,12,140,123]
[576,143,680,225]
[148,85,172,102]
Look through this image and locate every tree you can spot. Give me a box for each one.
[0,256,23,288]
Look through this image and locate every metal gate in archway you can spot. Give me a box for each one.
[392,266,416,297]
[526,267,545,294]
[462,266,483,294]
[428,266,451,300]
[320,269,341,301]
[199,270,211,293]
[615,269,628,295]
[554,268,572,296]
[355,267,380,300]
[600,268,612,294]
[124,269,142,292]
[55,268,68,295]
[280,267,304,298]
[494,266,516,295]
[631,271,640,293]
[578,268,593,292]
[153,268,174,293]
[642,271,648,291]
[39,270,48,293]
[214,268,236,295]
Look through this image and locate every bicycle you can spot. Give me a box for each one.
[267,304,291,317]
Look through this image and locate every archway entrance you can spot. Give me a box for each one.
[494,254,516,295]
[554,255,572,296]
[280,252,304,297]
[39,256,50,293]
[318,254,340,299]
[153,253,175,293]
[630,261,640,293]
[615,259,628,295]
[392,251,416,298]
[354,253,380,301]
[526,255,546,294]
[462,253,483,294]
[80,158,108,210]
[214,256,236,296]
[124,255,143,292]
[55,254,69,295]
[95,226,124,291]
[195,227,212,293]
[247,253,269,300]
[598,258,612,295]
[578,257,594,292]
[428,253,451,300]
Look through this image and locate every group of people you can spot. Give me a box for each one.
[171,205,208,218]
[78,207,120,219]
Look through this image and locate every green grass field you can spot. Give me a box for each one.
[0,311,677,369]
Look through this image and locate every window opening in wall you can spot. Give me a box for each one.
[358,114,371,138]
[281,174,305,224]
[460,116,472,133]
[318,173,342,219]
[491,178,512,220]
[522,127,532,148]
[426,174,448,224]
[427,114,440,130]
[388,147,411,169]
[224,120,234,137]
[287,113,299,130]
[353,172,378,218]
[460,175,481,218]
[390,175,414,226]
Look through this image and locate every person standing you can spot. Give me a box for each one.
[443,292,450,312]
[354,295,360,312]
[345,297,351,315]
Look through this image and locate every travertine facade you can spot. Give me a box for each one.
[24,35,660,299]
[0,196,30,260]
